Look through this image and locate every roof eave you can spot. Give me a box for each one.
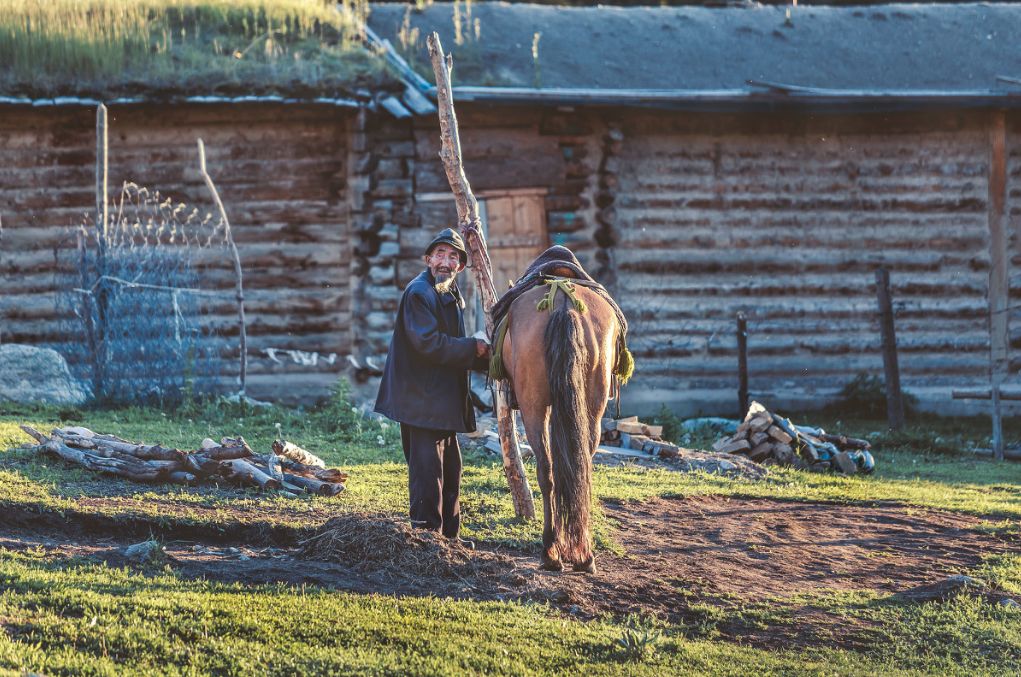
[442,86,1021,113]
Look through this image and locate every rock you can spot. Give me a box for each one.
[123,540,165,563]
[0,344,88,406]
[895,575,984,603]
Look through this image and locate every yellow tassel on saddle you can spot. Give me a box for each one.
[536,278,587,314]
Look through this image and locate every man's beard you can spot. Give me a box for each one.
[433,269,456,294]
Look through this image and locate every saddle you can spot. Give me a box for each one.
[488,246,634,410]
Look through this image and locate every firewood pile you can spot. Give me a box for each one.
[19,425,348,496]
[711,402,875,475]
[601,416,681,459]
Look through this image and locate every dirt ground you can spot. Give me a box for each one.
[1,495,1013,650]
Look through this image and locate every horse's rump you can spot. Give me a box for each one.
[504,284,618,565]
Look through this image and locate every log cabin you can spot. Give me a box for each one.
[2,2,1020,416]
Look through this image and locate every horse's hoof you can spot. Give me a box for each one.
[540,556,564,572]
[572,557,597,574]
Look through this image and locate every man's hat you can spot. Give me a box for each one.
[425,227,468,265]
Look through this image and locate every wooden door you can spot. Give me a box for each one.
[415,189,547,334]
[462,191,547,333]
[484,193,549,295]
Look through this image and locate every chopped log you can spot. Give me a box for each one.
[220,436,254,456]
[278,458,349,483]
[832,451,858,474]
[766,426,793,445]
[167,471,197,485]
[748,415,772,433]
[622,433,651,450]
[272,439,326,468]
[194,445,250,461]
[643,440,680,458]
[283,473,345,496]
[19,425,48,444]
[750,431,769,447]
[770,414,801,442]
[616,416,639,424]
[220,459,280,490]
[61,426,96,438]
[773,444,795,464]
[749,442,773,461]
[718,439,751,454]
[263,453,284,484]
[42,439,161,482]
[51,428,186,462]
[616,421,647,435]
[819,433,871,450]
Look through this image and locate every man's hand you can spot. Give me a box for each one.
[475,339,492,359]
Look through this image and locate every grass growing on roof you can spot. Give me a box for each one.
[0,0,388,99]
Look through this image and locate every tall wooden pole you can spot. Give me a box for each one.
[987,110,1008,462]
[736,312,748,417]
[197,139,248,398]
[94,104,110,398]
[427,33,535,519]
[875,268,905,430]
[96,104,108,239]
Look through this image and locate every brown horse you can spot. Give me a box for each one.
[501,282,621,573]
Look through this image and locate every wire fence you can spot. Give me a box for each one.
[57,182,234,406]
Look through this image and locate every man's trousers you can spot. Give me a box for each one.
[399,423,462,538]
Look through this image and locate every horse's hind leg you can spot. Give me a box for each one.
[522,409,561,571]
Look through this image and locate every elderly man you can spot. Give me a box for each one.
[374,228,490,542]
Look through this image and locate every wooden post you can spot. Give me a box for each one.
[197,139,248,397]
[93,104,110,398]
[736,312,748,417]
[96,104,108,238]
[987,110,1009,461]
[875,268,905,430]
[427,33,535,520]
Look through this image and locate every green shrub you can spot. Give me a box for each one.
[824,372,918,420]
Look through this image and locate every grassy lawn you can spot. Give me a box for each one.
[0,396,1019,674]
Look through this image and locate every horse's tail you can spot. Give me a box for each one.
[544,304,594,564]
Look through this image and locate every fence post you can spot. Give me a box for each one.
[737,312,748,417]
[93,104,110,399]
[875,268,905,430]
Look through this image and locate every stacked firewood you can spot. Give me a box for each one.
[19,425,347,496]
[712,402,874,474]
[601,416,680,459]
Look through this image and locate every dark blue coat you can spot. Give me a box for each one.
[374,270,484,432]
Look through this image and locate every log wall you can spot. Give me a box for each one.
[610,109,1020,416]
[0,104,352,403]
[347,104,603,402]
[3,101,1017,415]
